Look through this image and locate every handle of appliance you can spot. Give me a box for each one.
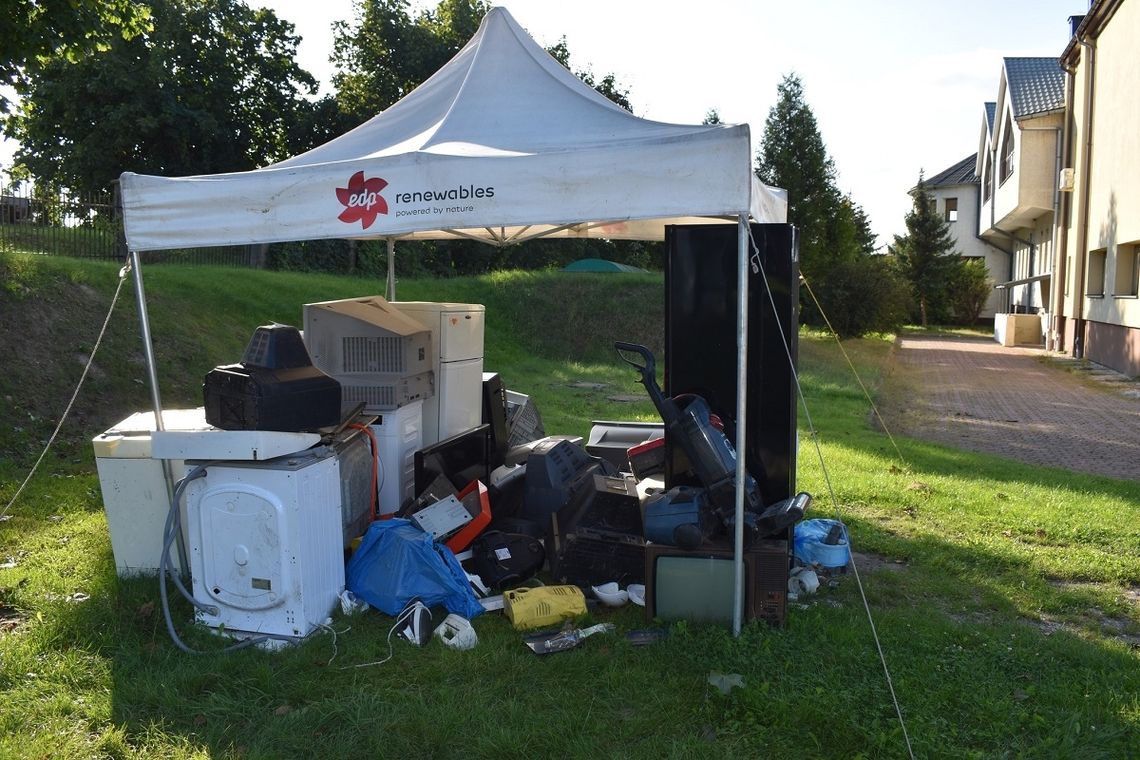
[614,341,681,428]
[614,341,655,380]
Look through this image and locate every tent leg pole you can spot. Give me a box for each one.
[733,216,750,637]
[130,250,190,579]
[386,238,396,301]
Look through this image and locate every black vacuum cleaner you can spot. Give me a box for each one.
[615,341,807,544]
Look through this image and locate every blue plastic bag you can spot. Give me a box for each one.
[793,518,851,569]
[346,519,484,620]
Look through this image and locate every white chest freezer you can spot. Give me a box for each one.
[92,408,209,577]
[391,302,485,444]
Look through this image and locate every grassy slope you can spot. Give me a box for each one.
[0,253,1138,759]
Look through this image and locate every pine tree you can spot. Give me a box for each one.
[755,73,858,285]
[889,174,961,326]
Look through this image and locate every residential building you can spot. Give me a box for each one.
[976,57,1065,346]
[1053,0,1140,377]
[923,152,1008,318]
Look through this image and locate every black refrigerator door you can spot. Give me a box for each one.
[664,223,799,506]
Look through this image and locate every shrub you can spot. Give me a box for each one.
[806,255,912,339]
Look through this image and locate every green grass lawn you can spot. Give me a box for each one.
[1,253,1138,758]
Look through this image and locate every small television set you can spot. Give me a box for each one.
[414,423,492,494]
[644,540,789,628]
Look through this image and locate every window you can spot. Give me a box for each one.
[999,115,1015,183]
[1114,243,1140,297]
[944,197,958,222]
[1087,248,1107,296]
[983,157,993,203]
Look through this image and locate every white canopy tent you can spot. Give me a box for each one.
[117,6,788,635]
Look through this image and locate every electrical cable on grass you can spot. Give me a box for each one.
[747,226,916,760]
[799,273,909,468]
[340,605,420,669]
[1,258,130,522]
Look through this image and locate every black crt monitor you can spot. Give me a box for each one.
[414,423,492,495]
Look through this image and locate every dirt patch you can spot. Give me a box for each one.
[851,551,907,573]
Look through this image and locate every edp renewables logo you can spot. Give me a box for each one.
[335,171,494,229]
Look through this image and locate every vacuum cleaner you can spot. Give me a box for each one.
[615,341,807,544]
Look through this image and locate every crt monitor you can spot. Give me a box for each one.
[644,541,788,627]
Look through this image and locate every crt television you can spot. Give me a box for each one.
[644,540,789,628]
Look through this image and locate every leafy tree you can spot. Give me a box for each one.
[889,174,961,326]
[331,0,489,122]
[5,0,318,195]
[1,0,152,113]
[544,37,632,112]
[948,257,993,324]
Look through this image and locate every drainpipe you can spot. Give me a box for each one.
[1052,67,1075,352]
[1072,36,1096,359]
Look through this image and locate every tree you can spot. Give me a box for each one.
[889,174,961,326]
[702,109,722,125]
[755,73,862,286]
[4,0,319,196]
[332,0,490,122]
[947,257,993,325]
[1,0,152,113]
[544,37,632,112]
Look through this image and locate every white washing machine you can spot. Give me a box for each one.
[184,449,345,641]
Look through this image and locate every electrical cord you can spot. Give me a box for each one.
[340,603,419,669]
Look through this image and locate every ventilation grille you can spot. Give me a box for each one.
[342,336,405,373]
[343,384,396,409]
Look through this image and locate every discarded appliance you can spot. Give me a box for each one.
[504,389,545,447]
[503,585,587,630]
[302,295,434,413]
[481,372,510,468]
[520,438,615,524]
[183,447,347,642]
[390,301,485,445]
[643,540,789,627]
[467,529,545,590]
[547,472,646,588]
[204,323,341,432]
[368,399,424,517]
[585,420,663,472]
[92,408,208,576]
[524,622,614,655]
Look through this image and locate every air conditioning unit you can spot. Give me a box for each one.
[1059,167,1075,192]
[184,448,346,643]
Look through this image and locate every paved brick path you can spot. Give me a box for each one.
[883,335,1140,481]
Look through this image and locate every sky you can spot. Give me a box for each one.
[2,0,1085,247]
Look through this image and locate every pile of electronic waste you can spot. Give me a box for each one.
[93,296,811,656]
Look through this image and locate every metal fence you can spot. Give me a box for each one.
[0,177,257,266]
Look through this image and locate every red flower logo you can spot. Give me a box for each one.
[336,171,389,229]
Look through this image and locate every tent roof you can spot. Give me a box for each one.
[118,7,785,251]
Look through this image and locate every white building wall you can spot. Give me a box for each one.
[929,181,1007,318]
